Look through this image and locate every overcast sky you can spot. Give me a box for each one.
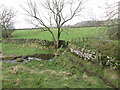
[0,0,119,29]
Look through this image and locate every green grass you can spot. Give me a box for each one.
[11,27,108,41]
[2,50,119,88]
[2,43,55,56]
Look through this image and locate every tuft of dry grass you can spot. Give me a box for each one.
[9,65,29,75]
[63,77,69,80]
[14,78,20,84]
[104,69,118,80]
[82,73,98,85]
[59,71,73,76]
[82,73,88,78]
[64,84,69,87]
[44,77,51,82]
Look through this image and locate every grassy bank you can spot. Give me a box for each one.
[2,50,119,88]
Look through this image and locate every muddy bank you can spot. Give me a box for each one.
[2,54,55,60]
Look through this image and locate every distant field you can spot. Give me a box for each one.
[11,27,108,41]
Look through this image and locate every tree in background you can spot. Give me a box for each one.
[22,0,85,48]
[0,23,2,38]
[0,5,15,38]
[105,1,119,40]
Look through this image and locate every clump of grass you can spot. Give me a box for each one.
[9,65,25,75]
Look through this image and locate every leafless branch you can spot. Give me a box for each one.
[0,5,15,30]
[22,0,85,47]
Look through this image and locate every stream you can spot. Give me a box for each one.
[2,54,55,63]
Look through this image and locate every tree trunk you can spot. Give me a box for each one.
[57,27,61,48]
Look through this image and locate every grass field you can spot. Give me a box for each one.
[11,27,108,41]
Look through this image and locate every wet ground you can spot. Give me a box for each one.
[2,54,55,63]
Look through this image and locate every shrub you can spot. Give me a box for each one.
[2,30,14,38]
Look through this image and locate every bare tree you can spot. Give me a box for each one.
[0,5,15,38]
[89,1,119,39]
[0,5,15,30]
[105,2,118,21]
[22,0,85,48]
[105,1,119,40]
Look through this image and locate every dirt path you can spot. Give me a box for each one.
[66,53,119,89]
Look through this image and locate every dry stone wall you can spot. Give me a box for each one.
[68,42,120,70]
[3,39,54,46]
[69,43,98,61]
